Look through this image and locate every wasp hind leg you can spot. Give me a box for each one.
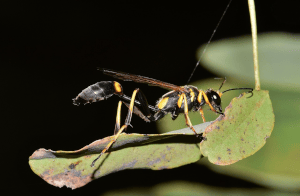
[122,102,151,123]
[121,89,160,122]
[90,89,140,167]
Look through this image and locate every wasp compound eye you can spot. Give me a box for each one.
[212,93,221,106]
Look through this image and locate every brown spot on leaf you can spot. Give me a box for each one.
[158,166,169,170]
[41,169,92,189]
[148,158,161,166]
[238,93,244,98]
[29,148,57,159]
[69,160,82,169]
[166,146,172,151]
[204,115,225,135]
[227,148,231,155]
[226,102,233,109]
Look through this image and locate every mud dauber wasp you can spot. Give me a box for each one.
[73,68,253,167]
[73,0,253,167]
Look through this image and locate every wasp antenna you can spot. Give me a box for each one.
[247,90,254,98]
[186,0,233,84]
[222,87,253,94]
[97,67,104,71]
[218,77,227,91]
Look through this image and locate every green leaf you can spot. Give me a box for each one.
[205,90,300,191]
[29,123,209,189]
[198,32,300,92]
[192,33,300,190]
[200,90,274,165]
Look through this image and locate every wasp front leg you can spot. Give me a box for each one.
[197,91,206,122]
[181,93,197,135]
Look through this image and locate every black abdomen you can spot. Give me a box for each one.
[73,81,123,105]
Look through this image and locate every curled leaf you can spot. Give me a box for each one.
[29,123,210,189]
[200,90,275,165]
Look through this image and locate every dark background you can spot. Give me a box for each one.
[2,0,299,195]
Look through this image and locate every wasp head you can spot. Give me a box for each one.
[206,89,222,113]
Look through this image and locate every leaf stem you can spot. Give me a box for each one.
[248,0,261,90]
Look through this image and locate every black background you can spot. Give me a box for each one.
[2,0,299,195]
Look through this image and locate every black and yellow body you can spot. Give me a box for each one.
[73,68,253,167]
[153,86,222,122]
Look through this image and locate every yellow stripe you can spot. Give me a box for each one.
[157,97,169,109]
[198,90,203,103]
[114,82,122,93]
[189,89,195,102]
[177,94,184,108]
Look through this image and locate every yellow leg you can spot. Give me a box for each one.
[197,91,207,123]
[90,89,139,167]
[199,108,206,122]
[199,90,217,113]
[114,101,122,135]
[182,93,197,135]
[91,124,127,167]
[125,89,139,126]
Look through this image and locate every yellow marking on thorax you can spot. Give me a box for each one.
[198,90,203,103]
[114,82,123,93]
[157,97,169,109]
[177,94,184,108]
[189,89,195,102]
[218,91,223,97]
